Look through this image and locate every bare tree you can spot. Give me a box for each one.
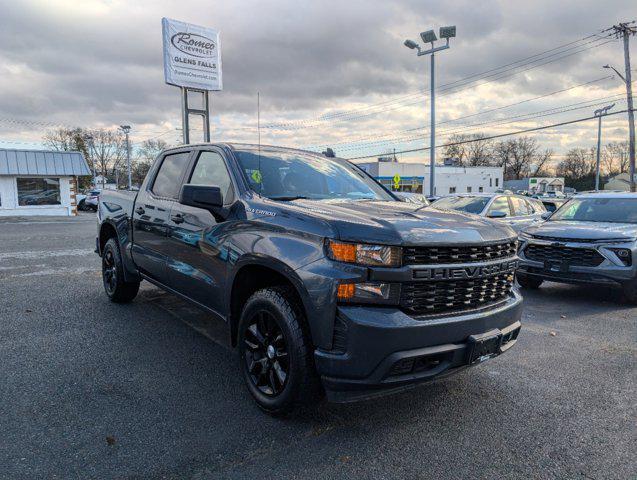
[465,134,494,166]
[43,127,91,168]
[491,137,549,180]
[131,139,169,186]
[604,141,630,174]
[84,129,126,187]
[556,148,596,179]
[442,134,470,165]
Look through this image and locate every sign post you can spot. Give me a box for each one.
[162,18,222,144]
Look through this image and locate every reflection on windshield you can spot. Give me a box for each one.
[432,196,489,214]
[550,198,637,224]
[233,149,394,202]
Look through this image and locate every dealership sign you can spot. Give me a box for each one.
[162,17,222,91]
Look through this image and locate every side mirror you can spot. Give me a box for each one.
[179,184,223,209]
[487,210,507,219]
[541,211,552,220]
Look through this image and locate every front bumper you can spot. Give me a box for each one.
[314,290,523,403]
[518,239,637,286]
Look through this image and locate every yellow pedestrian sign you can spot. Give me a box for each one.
[393,174,401,190]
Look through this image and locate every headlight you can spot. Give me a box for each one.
[327,240,402,267]
[337,282,401,305]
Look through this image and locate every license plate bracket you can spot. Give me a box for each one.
[468,331,502,364]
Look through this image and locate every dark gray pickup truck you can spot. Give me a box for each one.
[96,143,523,414]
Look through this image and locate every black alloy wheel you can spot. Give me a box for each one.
[243,310,289,396]
[102,248,118,296]
[101,238,140,303]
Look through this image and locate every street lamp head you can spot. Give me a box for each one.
[119,125,131,133]
[603,64,611,69]
[439,26,456,39]
[404,39,419,49]
[420,30,437,44]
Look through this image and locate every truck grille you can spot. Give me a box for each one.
[403,240,517,265]
[524,244,604,267]
[400,272,515,316]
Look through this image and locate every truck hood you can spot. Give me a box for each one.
[273,199,516,245]
[525,220,637,242]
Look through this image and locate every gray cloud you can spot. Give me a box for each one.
[0,0,633,156]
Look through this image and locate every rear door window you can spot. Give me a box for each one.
[487,196,512,217]
[151,152,190,198]
[511,196,532,216]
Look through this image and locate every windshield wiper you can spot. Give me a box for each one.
[267,195,311,201]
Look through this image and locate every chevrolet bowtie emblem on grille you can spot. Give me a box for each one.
[413,259,519,280]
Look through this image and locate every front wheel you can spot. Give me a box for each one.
[237,287,321,415]
[102,238,140,303]
[516,272,543,289]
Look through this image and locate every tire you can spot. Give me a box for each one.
[237,286,321,415]
[622,279,637,305]
[516,272,543,289]
[77,199,87,211]
[102,238,140,303]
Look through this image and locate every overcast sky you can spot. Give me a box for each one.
[0,0,634,163]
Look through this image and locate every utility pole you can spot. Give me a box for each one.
[606,22,636,192]
[119,125,132,190]
[594,104,615,191]
[404,26,457,197]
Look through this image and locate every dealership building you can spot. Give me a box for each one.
[354,160,503,196]
[0,148,90,217]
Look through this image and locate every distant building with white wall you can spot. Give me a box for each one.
[504,177,564,194]
[355,160,503,196]
[0,148,90,216]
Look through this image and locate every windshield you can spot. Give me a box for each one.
[432,196,490,214]
[550,197,637,224]
[233,148,395,201]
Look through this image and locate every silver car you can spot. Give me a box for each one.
[517,192,637,303]
[432,193,547,233]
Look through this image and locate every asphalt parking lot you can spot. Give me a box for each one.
[0,213,635,479]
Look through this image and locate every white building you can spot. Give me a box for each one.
[355,160,503,196]
[504,177,565,194]
[0,148,90,217]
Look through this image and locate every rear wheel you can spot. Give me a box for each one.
[516,272,543,289]
[102,238,140,303]
[237,287,321,415]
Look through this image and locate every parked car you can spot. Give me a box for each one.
[83,189,101,211]
[538,197,567,213]
[517,193,637,303]
[96,143,522,414]
[431,193,547,233]
[394,191,429,205]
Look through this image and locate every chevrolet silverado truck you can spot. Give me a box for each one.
[96,143,523,414]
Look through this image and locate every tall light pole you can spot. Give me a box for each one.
[594,103,615,191]
[605,22,636,192]
[404,26,456,196]
[119,125,132,190]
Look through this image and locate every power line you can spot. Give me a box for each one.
[305,75,615,149]
[345,109,633,160]
[259,34,614,129]
[333,93,629,154]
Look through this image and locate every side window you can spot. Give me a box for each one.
[487,196,511,217]
[189,151,233,204]
[511,196,531,216]
[152,152,190,198]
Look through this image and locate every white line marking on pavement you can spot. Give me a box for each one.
[4,266,97,278]
[0,249,94,260]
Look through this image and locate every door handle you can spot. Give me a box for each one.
[135,206,145,215]
[171,213,185,224]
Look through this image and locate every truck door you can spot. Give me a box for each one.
[131,150,192,280]
[165,148,236,315]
